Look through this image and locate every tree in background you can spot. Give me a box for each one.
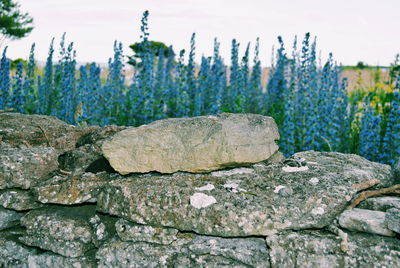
[0,0,34,48]
[128,40,172,67]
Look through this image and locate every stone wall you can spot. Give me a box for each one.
[0,113,399,268]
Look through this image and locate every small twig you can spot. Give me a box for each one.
[21,140,32,148]
[347,184,400,209]
[37,125,52,147]
[326,223,349,253]
[59,169,72,175]
[351,179,381,191]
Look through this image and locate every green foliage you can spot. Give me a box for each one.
[128,40,172,67]
[0,0,33,47]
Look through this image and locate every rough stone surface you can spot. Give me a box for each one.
[97,151,392,237]
[19,206,97,257]
[357,196,400,211]
[116,219,179,245]
[1,113,398,267]
[0,189,43,211]
[0,230,40,268]
[0,113,88,152]
[102,113,280,174]
[266,231,400,268]
[385,208,400,233]
[0,207,24,230]
[393,159,400,184]
[0,147,59,189]
[338,208,395,236]
[96,234,269,268]
[33,171,115,205]
[0,229,96,268]
[27,253,97,268]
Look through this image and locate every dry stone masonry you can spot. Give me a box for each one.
[0,112,399,267]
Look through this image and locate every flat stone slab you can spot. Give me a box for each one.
[338,208,396,237]
[0,189,43,211]
[357,196,400,212]
[116,219,179,245]
[19,206,97,257]
[266,231,400,267]
[33,172,114,205]
[97,151,392,237]
[0,113,88,152]
[0,147,59,190]
[102,113,279,174]
[96,234,269,268]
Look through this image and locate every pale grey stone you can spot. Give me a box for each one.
[33,171,114,205]
[266,231,400,268]
[102,113,279,174]
[357,196,400,211]
[96,234,269,268]
[0,231,39,268]
[338,208,395,237]
[116,219,179,245]
[385,208,400,233]
[0,112,88,152]
[0,189,43,211]
[19,206,97,257]
[97,151,392,237]
[0,207,24,230]
[0,147,59,190]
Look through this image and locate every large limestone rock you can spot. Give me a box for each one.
[102,113,280,174]
[97,151,392,237]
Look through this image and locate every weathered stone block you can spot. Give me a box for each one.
[102,113,280,174]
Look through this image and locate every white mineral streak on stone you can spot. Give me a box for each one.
[274,185,286,193]
[190,193,217,209]
[223,182,247,193]
[282,166,309,172]
[309,177,319,185]
[195,184,215,191]
[311,207,325,216]
[307,161,318,165]
[211,168,254,177]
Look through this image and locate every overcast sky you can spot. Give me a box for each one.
[5,0,400,66]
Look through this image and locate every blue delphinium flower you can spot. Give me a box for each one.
[0,47,11,110]
[237,43,250,113]
[359,98,381,162]
[266,36,288,123]
[209,38,226,114]
[382,88,400,164]
[175,49,190,117]
[23,43,37,113]
[248,37,262,114]
[11,62,24,113]
[228,39,240,113]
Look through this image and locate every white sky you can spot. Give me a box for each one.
[5,0,400,66]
